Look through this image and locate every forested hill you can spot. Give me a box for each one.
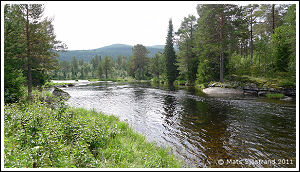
[56,44,165,62]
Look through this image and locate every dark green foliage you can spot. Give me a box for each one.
[4,4,65,100]
[164,19,178,85]
[192,4,295,88]
[194,4,243,84]
[4,5,26,103]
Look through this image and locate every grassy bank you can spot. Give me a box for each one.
[4,98,183,168]
[192,74,296,90]
[226,74,296,89]
[266,93,285,99]
[44,81,75,88]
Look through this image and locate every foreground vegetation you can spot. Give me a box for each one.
[4,93,183,168]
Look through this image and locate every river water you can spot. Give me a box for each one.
[58,81,296,168]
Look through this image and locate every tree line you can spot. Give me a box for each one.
[53,4,296,87]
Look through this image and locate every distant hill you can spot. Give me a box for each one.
[56,44,165,62]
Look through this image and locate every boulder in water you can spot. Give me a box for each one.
[52,87,70,100]
[202,87,244,97]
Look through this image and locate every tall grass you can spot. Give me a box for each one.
[4,100,183,168]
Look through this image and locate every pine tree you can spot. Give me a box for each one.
[175,15,198,85]
[244,4,260,62]
[5,4,66,99]
[195,4,241,83]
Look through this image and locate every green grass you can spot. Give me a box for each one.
[266,93,285,99]
[44,81,74,87]
[227,74,296,89]
[4,98,183,168]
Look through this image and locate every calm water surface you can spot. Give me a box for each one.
[59,81,296,168]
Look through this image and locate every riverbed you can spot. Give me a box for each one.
[56,80,296,168]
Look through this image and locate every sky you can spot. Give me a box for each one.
[42,1,201,50]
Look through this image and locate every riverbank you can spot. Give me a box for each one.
[194,75,296,100]
[49,75,296,100]
[4,89,183,168]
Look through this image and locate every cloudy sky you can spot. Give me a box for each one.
[42,1,202,50]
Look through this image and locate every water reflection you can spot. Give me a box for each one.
[177,98,231,167]
[163,95,177,118]
[133,87,146,101]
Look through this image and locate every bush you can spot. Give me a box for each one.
[4,67,26,103]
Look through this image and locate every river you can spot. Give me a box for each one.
[57,80,296,168]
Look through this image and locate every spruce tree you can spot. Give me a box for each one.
[164,19,178,85]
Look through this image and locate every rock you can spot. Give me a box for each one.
[209,83,217,87]
[260,87,268,91]
[280,96,293,101]
[268,88,277,92]
[52,87,70,100]
[258,91,267,97]
[202,87,244,97]
[243,90,258,96]
[68,83,75,87]
[243,83,258,91]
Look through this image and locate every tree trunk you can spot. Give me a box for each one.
[250,10,253,62]
[272,4,275,34]
[26,5,32,98]
[220,11,224,83]
[220,52,224,83]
